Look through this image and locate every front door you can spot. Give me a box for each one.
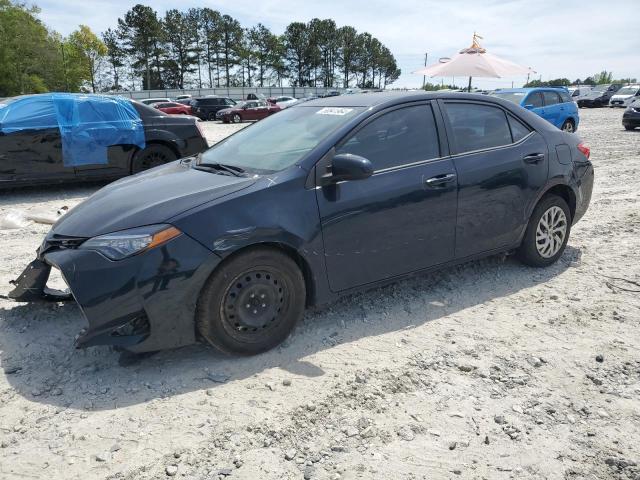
[316,103,458,292]
[440,100,549,258]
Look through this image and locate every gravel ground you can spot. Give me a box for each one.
[0,110,639,480]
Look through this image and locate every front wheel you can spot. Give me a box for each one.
[517,194,571,267]
[233,113,242,123]
[196,248,306,355]
[624,125,635,131]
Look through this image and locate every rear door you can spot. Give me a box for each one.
[440,100,549,258]
[316,102,458,291]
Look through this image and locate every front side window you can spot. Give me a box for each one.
[444,103,512,153]
[336,105,440,171]
[526,92,544,108]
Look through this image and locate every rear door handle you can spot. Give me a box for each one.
[523,153,545,164]
[424,173,456,187]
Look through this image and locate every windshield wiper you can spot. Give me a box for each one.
[194,160,247,177]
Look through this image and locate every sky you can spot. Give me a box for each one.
[35,0,640,90]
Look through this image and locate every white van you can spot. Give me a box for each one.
[609,85,640,107]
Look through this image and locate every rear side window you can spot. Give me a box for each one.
[508,115,532,142]
[526,92,544,108]
[443,103,512,153]
[543,91,561,106]
[337,104,440,170]
[559,91,572,103]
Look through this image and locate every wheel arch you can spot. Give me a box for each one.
[210,242,316,307]
[130,140,180,173]
[539,183,577,221]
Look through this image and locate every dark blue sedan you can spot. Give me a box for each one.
[9,92,594,355]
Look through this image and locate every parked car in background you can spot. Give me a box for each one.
[220,100,281,123]
[191,96,236,120]
[609,85,640,108]
[175,94,192,101]
[569,86,592,101]
[267,96,299,108]
[577,84,623,108]
[622,99,640,130]
[153,101,193,115]
[321,90,341,97]
[175,98,193,106]
[0,94,208,188]
[491,87,579,132]
[246,93,267,101]
[139,97,171,105]
[8,92,593,355]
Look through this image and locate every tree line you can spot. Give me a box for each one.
[108,5,401,91]
[524,71,637,88]
[0,1,401,97]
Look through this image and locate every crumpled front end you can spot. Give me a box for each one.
[9,231,221,353]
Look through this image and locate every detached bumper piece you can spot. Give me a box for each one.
[8,259,72,302]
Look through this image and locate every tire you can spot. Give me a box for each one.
[207,112,216,121]
[517,194,572,268]
[196,247,306,355]
[624,125,635,131]
[561,119,575,133]
[131,144,177,174]
[233,113,242,123]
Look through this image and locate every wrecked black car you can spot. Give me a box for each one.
[0,93,207,188]
[9,92,593,355]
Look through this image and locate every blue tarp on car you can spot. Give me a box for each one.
[0,93,145,166]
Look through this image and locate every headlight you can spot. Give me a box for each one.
[79,225,181,260]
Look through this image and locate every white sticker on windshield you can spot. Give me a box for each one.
[316,107,353,116]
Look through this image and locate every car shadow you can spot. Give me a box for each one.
[0,246,581,410]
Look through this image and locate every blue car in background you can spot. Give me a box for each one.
[491,88,579,133]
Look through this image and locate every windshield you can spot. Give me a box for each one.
[490,91,527,104]
[616,86,639,95]
[199,106,363,174]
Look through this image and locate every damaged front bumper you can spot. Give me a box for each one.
[8,232,221,352]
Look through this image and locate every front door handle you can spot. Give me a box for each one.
[523,153,545,164]
[424,173,456,187]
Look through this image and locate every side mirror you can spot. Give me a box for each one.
[325,154,373,184]
[524,104,534,110]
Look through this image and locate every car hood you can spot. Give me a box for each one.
[52,161,256,238]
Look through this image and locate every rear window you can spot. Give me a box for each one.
[444,102,512,153]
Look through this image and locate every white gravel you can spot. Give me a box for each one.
[1,110,639,480]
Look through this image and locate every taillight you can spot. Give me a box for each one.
[577,142,590,160]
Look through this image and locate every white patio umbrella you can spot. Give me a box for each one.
[413,34,534,91]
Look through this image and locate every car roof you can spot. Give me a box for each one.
[301,91,522,108]
[494,87,568,93]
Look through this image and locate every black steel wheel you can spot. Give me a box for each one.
[196,247,305,355]
[131,144,177,173]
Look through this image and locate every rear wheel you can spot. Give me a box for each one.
[561,119,575,133]
[624,125,635,131]
[196,247,306,355]
[517,194,571,267]
[131,144,177,174]
[207,112,216,121]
